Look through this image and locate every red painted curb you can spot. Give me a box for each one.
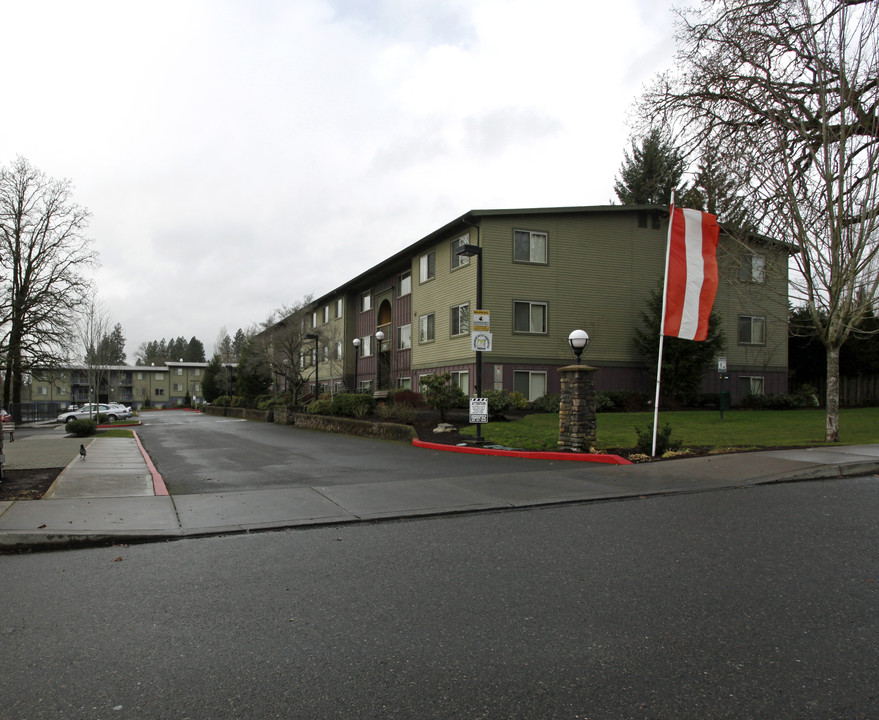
[412,438,631,464]
[132,430,169,495]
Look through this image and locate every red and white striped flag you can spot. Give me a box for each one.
[662,206,720,341]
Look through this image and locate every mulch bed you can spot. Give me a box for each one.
[0,469,63,502]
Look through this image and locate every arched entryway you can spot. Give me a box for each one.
[376,299,392,391]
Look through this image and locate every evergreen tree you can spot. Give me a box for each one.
[202,354,225,402]
[614,128,686,205]
[633,288,726,406]
[184,336,206,362]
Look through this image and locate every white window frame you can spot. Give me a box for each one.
[513,230,548,264]
[739,376,765,397]
[360,335,373,357]
[322,306,330,324]
[450,303,470,337]
[419,313,435,343]
[739,254,766,284]
[513,301,548,334]
[360,291,372,312]
[513,370,547,402]
[335,341,343,361]
[397,376,412,390]
[398,324,411,350]
[335,298,343,318]
[450,370,469,394]
[419,251,436,283]
[738,315,766,345]
[399,270,412,296]
[451,234,470,270]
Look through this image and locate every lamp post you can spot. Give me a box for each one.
[568,329,590,364]
[352,337,361,392]
[375,330,385,391]
[305,333,319,398]
[456,242,483,443]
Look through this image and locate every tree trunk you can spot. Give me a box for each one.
[826,345,840,443]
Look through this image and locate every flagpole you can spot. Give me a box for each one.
[652,192,676,457]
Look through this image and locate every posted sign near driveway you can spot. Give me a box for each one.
[471,309,492,353]
[469,397,488,423]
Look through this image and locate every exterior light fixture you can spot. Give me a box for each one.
[375,330,385,391]
[568,329,589,364]
[352,337,361,392]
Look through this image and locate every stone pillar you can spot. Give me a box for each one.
[557,364,597,452]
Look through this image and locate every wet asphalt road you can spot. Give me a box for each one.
[134,409,591,495]
[1,475,877,719]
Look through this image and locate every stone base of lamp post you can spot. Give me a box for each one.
[557,364,597,452]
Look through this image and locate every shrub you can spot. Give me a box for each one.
[377,403,417,424]
[307,398,334,415]
[332,393,375,418]
[387,389,424,408]
[633,422,681,456]
[230,395,246,408]
[67,419,97,437]
[95,413,111,424]
[529,393,560,413]
[213,395,232,407]
[482,389,512,418]
[508,391,529,410]
[740,393,810,410]
[420,373,467,421]
[603,390,649,412]
[254,394,274,410]
[594,392,616,413]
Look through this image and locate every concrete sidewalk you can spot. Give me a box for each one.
[1,433,878,550]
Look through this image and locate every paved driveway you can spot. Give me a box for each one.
[135,409,586,495]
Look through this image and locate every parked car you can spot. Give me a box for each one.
[56,403,132,424]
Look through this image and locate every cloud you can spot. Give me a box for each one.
[0,0,677,358]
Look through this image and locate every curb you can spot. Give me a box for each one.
[412,438,631,464]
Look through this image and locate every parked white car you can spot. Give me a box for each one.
[56,403,132,424]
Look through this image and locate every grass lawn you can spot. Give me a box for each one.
[460,407,879,452]
[97,428,135,439]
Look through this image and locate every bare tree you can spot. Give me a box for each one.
[639,0,879,441]
[77,293,112,415]
[257,295,315,404]
[0,157,97,412]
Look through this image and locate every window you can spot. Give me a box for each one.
[336,341,343,361]
[322,345,329,362]
[311,311,318,328]
[513,230,547,264]
[419,313,435,343]
[323,306,330,324]
[176,368,183,375]
[738,315,766,345]
[361,335,373,357]
[399,270,411,296]
[739,254,765,283]
[155,373,165,381]
[398,324,411,350]
[450,370,469,393]
[193,369,201,377]
[154,388,165,396]
[361,291,372,312]
[397,376,411,390]
[451,303,470,336]
[38,386,48,395]
[514,371,547,402]
[451,234,470,270]
[359,379,373,392]
[136,372,145,380]
[739,376,765,397]
[420,251,436,283]
[173,383,184,392]
[514,301,547,333]
[335,298,343,318]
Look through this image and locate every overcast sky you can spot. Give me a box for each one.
[1,0,677,361]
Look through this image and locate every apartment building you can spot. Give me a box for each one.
[270,205,789,405]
